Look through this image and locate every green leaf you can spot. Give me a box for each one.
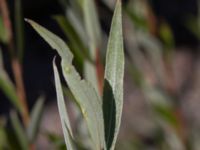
[61,61,105,149]
[84,61,99,95]
[103,80,116,149]
[25,19,73,66]
[137,32,166,86]
[15,0,24,61]
[66,8,87,46]
[153,104,178,128]
[0,118,22,150]
[54,15,91,63]
[0,125,9,149]
[142,83,179,128]
[159,22,174,49]
[0,74,22,112]
[27,96,45,143]
[104,0,124,149]
[82,0,102,93]
[53,60,74,150]
[83,0,102,57]
[0,16,9,43]
[0,50,22,113]
[27,19,105,149]
[46,132,68,150]
[63,86,94,149]
[185,16,200,39]
[124,7,148,31]
[10,111,28,150]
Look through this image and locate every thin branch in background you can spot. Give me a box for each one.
[0,0,12,42]
[11,58,29,126]
[0,0,29,127]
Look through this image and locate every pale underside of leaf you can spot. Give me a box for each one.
[53,60,74,150]
[61,60,104,149]
[104,0,124,149]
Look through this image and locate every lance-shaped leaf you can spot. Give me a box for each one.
[83,0,102,56]
[103,80,116,149]
[10,111,28,150]
[0,50,22,113]
[83,0,102,94]
[25,19,73,66]
[27,20,105,149]
[61,61,104,149]
[53,60,74,150]
[0,73,21,112]
[27,96,45,143]
[103,0,124,149]
[54,15,91,63]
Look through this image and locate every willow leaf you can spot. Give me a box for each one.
[27,96,44,143]
[0,73,22,111]
[104,1,124,149]
[83,0,102,57]
[25,19,73,65]
[10,111,28,150]
[83,0,102,94]
[54,15,91,62]
[0,50,22,113]
[103,80,116,149]
[27,20,105,149]
[53,60,74,150]
[61,60,104,149]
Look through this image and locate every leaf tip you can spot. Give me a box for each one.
[24,18,31,23]
[24,19,37,29]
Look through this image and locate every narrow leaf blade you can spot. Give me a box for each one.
[0,50,23,113]
[83,0,102,56]
[53,60,74,150]
[103,80,116,149]
[27,96,45,143]
[61,61,105,149]
[104,1,124,149]
[25,19,73,65]
[10,111,28,150]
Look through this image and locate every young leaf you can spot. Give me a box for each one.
[10,111,28,150]
[27,96,45,143]
[27,20,105,149]
[104,0,124,149]
[53,60,74,150]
